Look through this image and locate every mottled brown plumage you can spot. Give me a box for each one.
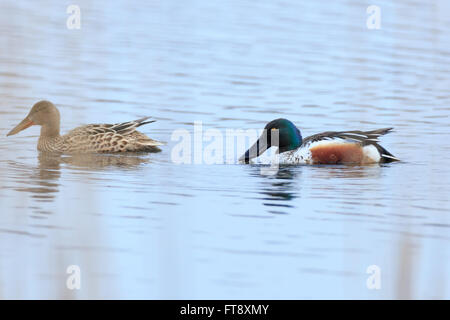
[7,100,163,153]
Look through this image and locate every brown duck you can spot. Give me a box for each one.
[7,100,163,153]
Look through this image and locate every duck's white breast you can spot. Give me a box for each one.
[277,146,312,164]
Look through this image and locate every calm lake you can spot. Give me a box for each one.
[0,0,449,299]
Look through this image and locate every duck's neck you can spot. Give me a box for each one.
[38,124,61,152]
[40,122,61,139]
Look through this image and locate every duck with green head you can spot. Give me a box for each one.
[239,118,399,164]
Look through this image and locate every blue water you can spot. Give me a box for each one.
[0,0,449,299]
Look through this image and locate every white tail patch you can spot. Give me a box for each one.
[362,145,381,163]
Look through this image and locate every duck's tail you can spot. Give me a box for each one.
[362,128,400,163]
[378,146,400,163]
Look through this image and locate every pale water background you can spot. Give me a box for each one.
[0,0,449,299]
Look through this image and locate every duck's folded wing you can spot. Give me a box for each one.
[62,118,163,152]
[302,128,393,145]
[109,117,156,135]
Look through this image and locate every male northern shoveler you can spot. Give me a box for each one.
[6,100,163,153]
[239,118,399,164]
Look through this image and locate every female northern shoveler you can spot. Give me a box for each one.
[6,100,163,153]
[239,118,399,164]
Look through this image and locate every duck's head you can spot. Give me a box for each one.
[239,118,302,162]
[7,100,60,137]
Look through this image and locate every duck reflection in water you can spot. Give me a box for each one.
[44,152,152,170]
[247,165,300,214]
[9,153,62,201]
[307,163,384,180]
[11,152,152,202]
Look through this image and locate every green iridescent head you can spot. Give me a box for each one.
[240,118,303,162]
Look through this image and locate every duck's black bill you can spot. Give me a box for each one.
[239,133,269,163]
